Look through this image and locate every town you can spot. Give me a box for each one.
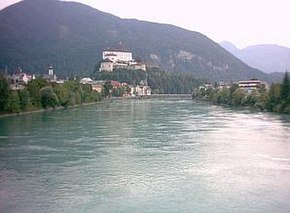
[3,47,152,98]
[3,46,272,98]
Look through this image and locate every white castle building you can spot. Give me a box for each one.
[99,47,146,72]
[102,49,132,63]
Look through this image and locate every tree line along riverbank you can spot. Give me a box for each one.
[0,76,102,115]
[192,72,290,114]
[1,70,289,116]
[0,68,204,116]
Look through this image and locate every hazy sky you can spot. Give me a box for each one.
[1,0,290,48]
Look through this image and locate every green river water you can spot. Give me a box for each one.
[0,99,290,212]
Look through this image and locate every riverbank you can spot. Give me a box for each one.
[193,72,290,114]
[0,94,194,118]
[0,101,100,118]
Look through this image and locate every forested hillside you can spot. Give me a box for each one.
[93,68,204,94]
[0,0,277,82]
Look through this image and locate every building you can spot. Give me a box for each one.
[80,77,93,84]
[99,58,114,72]
[92,81,105,93]
[102,49,132,63]
[130,85,152,96]
[99,47,146,72]
[238,79,269,93]
[130,79,152,96]
[43,65,57,82]
[198,83,213,91]
[8,67,34,90]
[128,62,147,71]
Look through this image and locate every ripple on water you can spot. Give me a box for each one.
[0,99,290,212]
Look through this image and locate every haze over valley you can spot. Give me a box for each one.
[220,41,290,74]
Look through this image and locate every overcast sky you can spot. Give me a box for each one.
[1,0,290,48]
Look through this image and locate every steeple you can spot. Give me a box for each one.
[48,65,54,75]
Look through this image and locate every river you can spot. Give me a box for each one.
[1,99,290,212]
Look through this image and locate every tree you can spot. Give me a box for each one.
[19,88,32,111]
[6,91,20,113]
[53,85,69,107]
[40,86,59,108]
[102,81,113,98]
[0,73,10,111]
[112,87,125,97]
[95,68,203,95]
[27,78,48,107]
[218,88,230,104]
[281,71,290,102]
[268,83,281,112]
[231,88,246,106]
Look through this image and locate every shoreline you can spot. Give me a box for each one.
[0,101,100,118]
[0,94,193,118]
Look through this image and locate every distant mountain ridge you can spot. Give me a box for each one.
[220,41,290,74]
[0,0,280,82]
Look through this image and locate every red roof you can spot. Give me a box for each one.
[110,80,122,87]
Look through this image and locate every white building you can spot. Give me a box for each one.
[9,71,34,90]
[80,77,93,84]
[102,49,132,63]
[238,79,261,93]
[99,47,146,72]
[99,58,114,72]
[43,65,57,82]
[129,62,147,71]
[131,85,152,96]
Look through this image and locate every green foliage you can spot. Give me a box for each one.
[265,72,290,113]
[40,86,59,109]
[27,78,48,107]
[194,73,290,114]
[231,88,246,106]
[281,72,290,99]
[0,73,10,111]
[74,92,82,105]
[148,70,202,94]
[53,85,69,107]
[102,81,113,98]
[0,77,101,114]
[94,68,203,94]
[6,91,20,113]
[280,71,290,109]
[94,69,146,86]
[112,87,125,97]
[19,88,32,111]
[91,91,102,102]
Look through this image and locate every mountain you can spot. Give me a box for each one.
[0,0,278,82]
[220,41,290,74]
[219,41,241,57]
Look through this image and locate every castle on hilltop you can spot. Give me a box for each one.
[99,46,146,72]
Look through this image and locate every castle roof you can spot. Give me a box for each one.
[103,49,131,53]
[105,53,117,57]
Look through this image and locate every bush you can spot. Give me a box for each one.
[40,86,59,109]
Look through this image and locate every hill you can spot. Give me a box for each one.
[220,41,290,74]
[0,0,278,82]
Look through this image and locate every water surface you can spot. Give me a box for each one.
[1,100,290,212]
